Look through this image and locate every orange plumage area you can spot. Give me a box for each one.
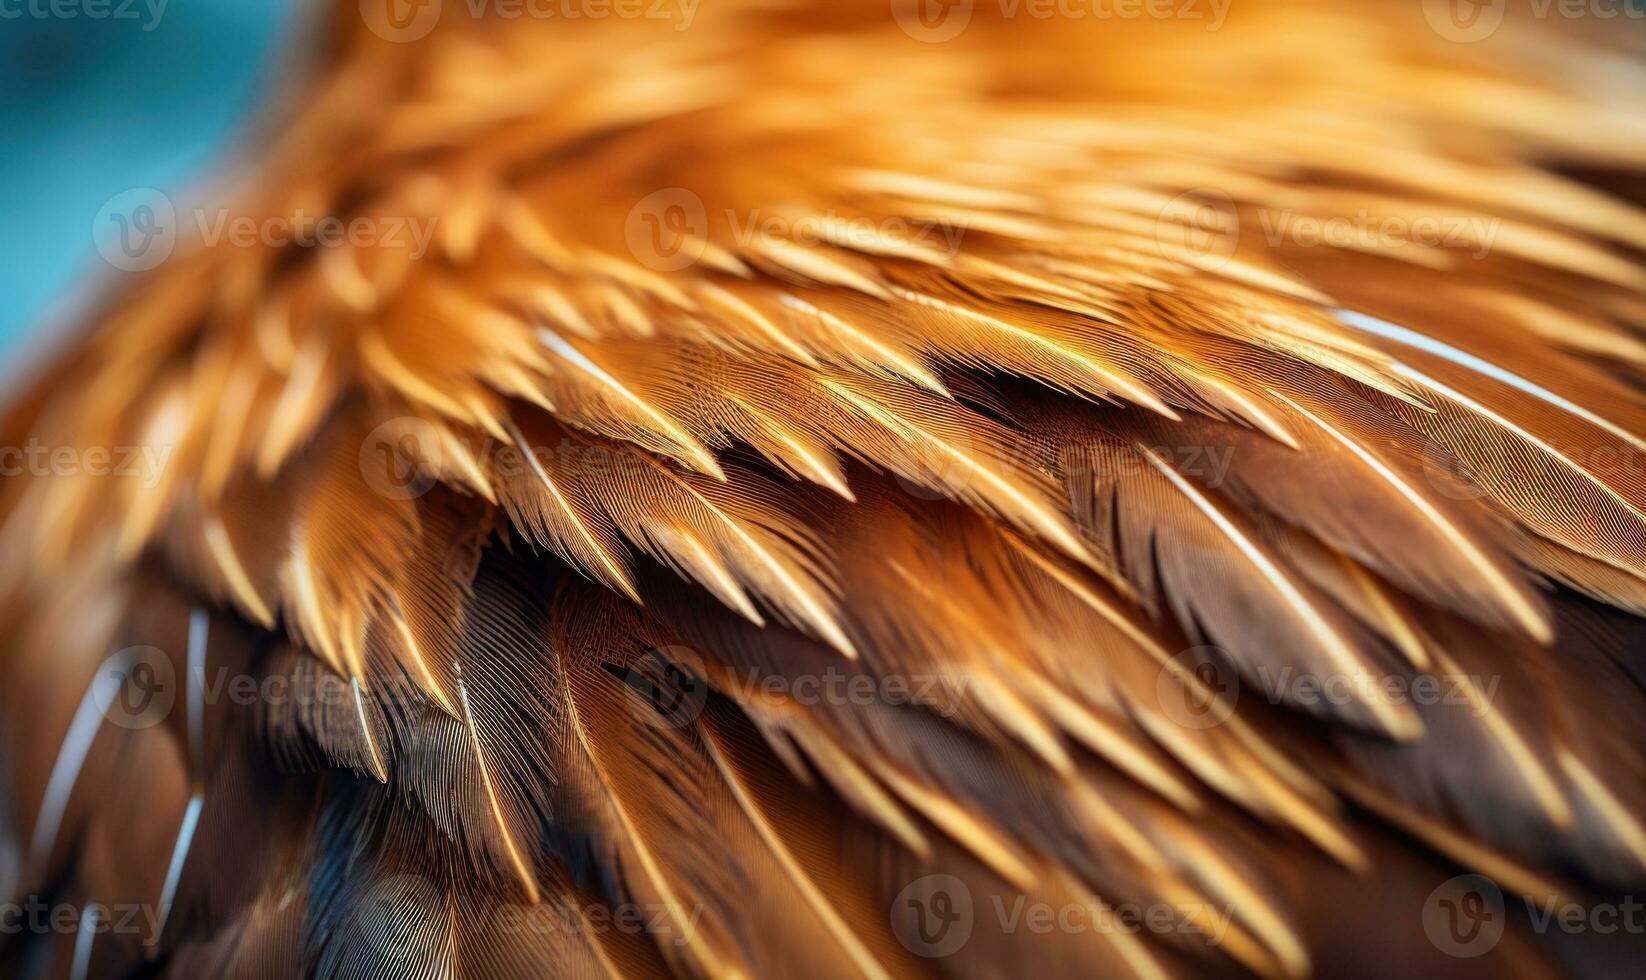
[2,1,1645,977]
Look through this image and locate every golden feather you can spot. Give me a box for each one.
[3,2,1646,978]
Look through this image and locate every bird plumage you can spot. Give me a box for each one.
[3,1,1646,976]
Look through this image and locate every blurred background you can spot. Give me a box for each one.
[0,0,303,354]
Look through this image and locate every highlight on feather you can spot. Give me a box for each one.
[3,1,1646,978]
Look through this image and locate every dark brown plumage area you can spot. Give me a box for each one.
[2,1,1646,977]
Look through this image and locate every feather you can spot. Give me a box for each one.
[7,2,1646,977]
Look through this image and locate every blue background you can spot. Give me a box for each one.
[0,0,301,353]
